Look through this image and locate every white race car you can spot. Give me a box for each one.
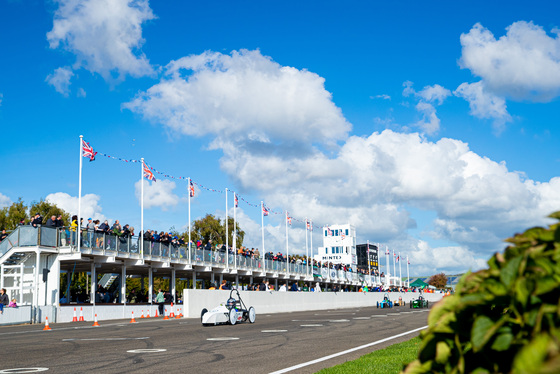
[201,288,256,326]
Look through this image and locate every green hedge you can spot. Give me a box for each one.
[402,212,560,374]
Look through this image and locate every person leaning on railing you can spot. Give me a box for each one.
[0,288,9,314]
[0,229,7,242]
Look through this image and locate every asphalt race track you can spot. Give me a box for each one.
[0,304,431,374]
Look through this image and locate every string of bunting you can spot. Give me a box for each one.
[94,150,321,229]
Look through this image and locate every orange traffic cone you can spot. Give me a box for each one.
[179,308,183,318]
[175,307,181,319]
[155,309,158,318]
[146,309,151,318]
[130,311,137,323]
[163,308,169,320]
[170,303,175,318]
[79,307,85,322]
[92,314,100,327]
[140,310,145,319]
[72,308,78,322]
[43,317,52,331]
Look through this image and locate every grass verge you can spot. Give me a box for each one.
[315,336,421,374]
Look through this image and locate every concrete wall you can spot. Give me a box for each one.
[0,306,33,326]
[53,291,443,323]
[182,289,444,318]
[57,303,185,323]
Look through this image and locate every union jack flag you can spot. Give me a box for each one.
[287,215,292,226]
[234,193,238,208]
[143,161,156,182]
[386,248,390,255]
[262,205,269,216]
[81,139,97,161]
[306,220,311,230]
[396,255,400,262]
[189,180,195,197]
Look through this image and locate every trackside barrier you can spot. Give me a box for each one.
[182,289,444,318]
[0,306,33,326]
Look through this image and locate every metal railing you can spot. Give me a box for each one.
[0,226,385,285]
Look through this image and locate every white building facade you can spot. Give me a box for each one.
[315,224,357,265]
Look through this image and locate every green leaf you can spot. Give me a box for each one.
[490,327,513,351]
[512,334,550,373]
[435,341,451,364]
[534,276,558,295]
[471,315,495,351]
[500,255,522,288]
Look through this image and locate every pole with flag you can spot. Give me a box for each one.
[367,240,371,286]
[398,252,402,287]
[385,245,390,287]
[77,136,83,254]
[233,192,237,269]
[261,201,266,270]
[285,211,289,274]
[225,188,228,269]
[140,158,144,259]
[392,248,396,287]
[309,220,313,276]
[188,178,193,262]
[406,256,410,288]
[305,219,309,277]
[141,159,156,260]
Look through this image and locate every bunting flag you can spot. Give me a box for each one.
[327,227,333,236]
[189,180,195,197]
[234,193,238,208]
[262,205,269,216]
[287,215,292,226]
[143,161,156,182]
[82,139,97,161]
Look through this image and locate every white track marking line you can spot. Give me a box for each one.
[269,326,428,374]
[63,337,149,341]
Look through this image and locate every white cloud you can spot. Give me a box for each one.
[402,82,450,135]
[0,92,3,106]
[407,240,487,275]
[454,81,511,133]
[459,21,560,101]
[46,67,74,96]
[134,179,179,210]
[125,49,351,146]
[125,48,560,274]
[0,193,12,208]
[46,192,106,222]
[47,0,155,81]
[371,94,391,100]
[77,87,86,97]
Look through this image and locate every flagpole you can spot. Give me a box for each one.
[261,201,265,270]
[188,178,191,263]
[392,249,396,287]
[384,245,388,287]
[285,211,289,275]
[310,220,313,275]
[305,218,308,278]
[233,192,237,269]
[367,240,371,286]
[77,135,83,254]
[399,252,402,287]
[140,158,144,260]
[225,188,228,269]
[406,256,410,288]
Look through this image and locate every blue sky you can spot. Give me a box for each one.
[1,0,560,276]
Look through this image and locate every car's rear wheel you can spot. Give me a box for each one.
[229,309,237,325]
[248,306,256,323]
[201,308,208,323]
